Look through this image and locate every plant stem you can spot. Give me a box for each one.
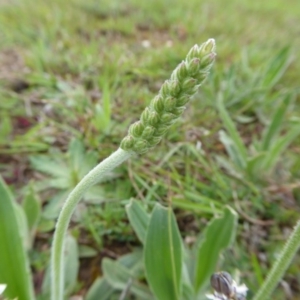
[50,148,133,300]
[253,220,300,300]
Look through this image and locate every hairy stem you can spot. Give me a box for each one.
[254,220,300,300]
[51,148,132,300]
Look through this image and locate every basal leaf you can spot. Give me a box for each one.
[85,278,115,300]
[260,46,291,89]
[22,184,41,239]
[0,176,35,300]
[194,206,238,294]
[217,97,248,168]
[102,258,152,299]
[262,124,300,172]
[126,199,150,244]
[261,93,292,150]
[144,204,182,300]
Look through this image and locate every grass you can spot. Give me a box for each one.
[0,0,300,299]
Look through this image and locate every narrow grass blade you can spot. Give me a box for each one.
[219,130,246,169]
[194,206,238,294]
[217,96,248,168]
[171,197,221,215]
[144,204,182,300]
[260,46,291,89]
[262,125,300,172]
[0,176,35,300]
[251,253,264,286]
[126,199,150,244]
[261,93,292,150]
[245,152,266,179]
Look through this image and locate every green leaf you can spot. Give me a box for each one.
[68,138,85,173]
[37,217,55,232]
[181,264,195,300]
[261,93,292,150]
[29,155,69,178]
[0,176,35,300]
[118,249,144,278]
[262,124,300,172]
[64,234,79,295]
[78,245,98,258]
[0,114,12,141]
[93,79,112,132]
[245,152,267,178]
[260,46,291,89]
[194,206,238,294]
[14,203,31,250]
[41,234,79,298]
[217,96,248,168]
[102,257,134,290]
[22,184,41,235]
[102,258,153,299]
[42,190,70,219]
[219,130,246,170]
[172,197,221,215]
[144,204,182,300]
[85,278,115,300]
[126,199,150,244]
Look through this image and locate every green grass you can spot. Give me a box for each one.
[1,0,300,299]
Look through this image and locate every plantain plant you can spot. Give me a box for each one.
[1,38,299,300]
[50,38,217,300]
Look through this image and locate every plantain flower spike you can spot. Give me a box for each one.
[120,39,216,154]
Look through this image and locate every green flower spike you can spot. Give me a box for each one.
[120,38,216,154]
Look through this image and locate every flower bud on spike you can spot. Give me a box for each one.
[176,95,190,106]
[204,38,216,53]
[147,111,160,126]
[154,126,169,136]
[199,38,216,57]
[120,135,135,151]
[134,140,149,154]
[141,107,151,124]
[149,136,162,146]
[161,113,176,123]
[129,121,144,137]
[171,106,186,116]
[194,72,207,82]
[187,58,201,76]
[161,80,171,97]
[164,96,177,111]
[152,95,164,113]
[181,78,197,92]
[168,80,181,96]
[142,126,155,139]
[174,61,188,80]
[186,44,199,60]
